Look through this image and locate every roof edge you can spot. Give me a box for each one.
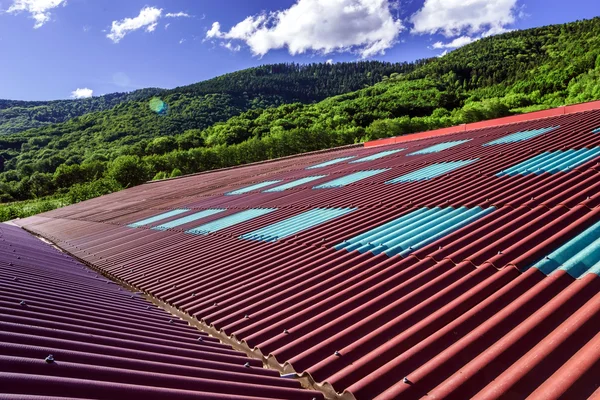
[364,99,600,148]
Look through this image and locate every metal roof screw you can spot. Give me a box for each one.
[545,256,551,260]
[213,302,218,307]
[334,351,342,357]
[283,329,289,334]
[403,377,412,384]
[438,246,443,250]
[146,306,151,310]
[244,362,251,368]
[191,293,196,297]
[168,319,174,324]
[198,336,204,342]
[45,355,55,363]
[498,251,503,255]
[13,277,18,281]
[244,314,249,319]
[19,300,27,306]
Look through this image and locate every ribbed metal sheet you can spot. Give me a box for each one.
[264,176,328,192]
[349,149,404,163]
[386,160,477,183]
[128,209,189,228]
[187,209,277,235]
[497,147,600,176]
[15,107,600,400]
[407,139,471,156]
[313,170,389,189]
[483,126,558,146]
[226,181,282,195]
[0,223,322,400]
[306,157,356,169]
[153,209,226,231]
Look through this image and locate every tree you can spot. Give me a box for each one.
[108,155,149,187]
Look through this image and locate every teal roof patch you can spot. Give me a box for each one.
[187,208,276,235]
[407,140,471,156]
[313,169,389,189]
[497,147,600,176]
[484,126,559,146]
[528,219,600,279]
[263,176,327,192]
[127,209,189,228]
[240,208,356,242]
[335,206,494,257]
[349,149,405,163]
[306,156,356,169]
[386,160,477,183]
[153,209,226,231]
[226,181,282,195]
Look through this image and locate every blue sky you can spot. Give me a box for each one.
[0,0,598,101]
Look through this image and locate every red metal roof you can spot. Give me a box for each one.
[14,106,600,399]
[0,223,322,400]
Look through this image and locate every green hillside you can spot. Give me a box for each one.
[1,17,600,221]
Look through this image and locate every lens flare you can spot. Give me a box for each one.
[149,97,168,114]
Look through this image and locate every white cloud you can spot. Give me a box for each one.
[165,12,190,18]
[221,41,241,52]
[7,0,67,28]
[326,59,334,65]
[432,35,476,49]
[437,49,448,58]
[164,23,170,30]
[179,38,186,44]
[411,0,518,37]
[107,6,163,43]
[206,0,403,58]
[71,88,93,99]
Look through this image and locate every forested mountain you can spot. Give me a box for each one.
[1,17,600,221]
[0,89,163,135]
[0,62,415,136]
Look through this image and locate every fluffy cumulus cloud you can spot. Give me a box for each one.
[71,88,93,99]
[432,35,477,49]
[107,7,191,43]
[411,0,518,37]
[206,0,403,58]
[107,6,162,43]
[7,0,67,28]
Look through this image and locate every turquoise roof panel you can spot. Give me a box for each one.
[349,149,405,163]
[263,176,327,192]
[153,209,226,231]
[528,219,600,279]
[386,160,478,183]
[306,156,356,169]
[186,208,277,235]
[313,169,389,189]
[335,206,494,257]
[483,126,559,146]
[592,127,600,134]
[240,208,356,242]
[497,147,600,176]
[226,181,281,195]
[407,140,471,156]
[127,209,189,228]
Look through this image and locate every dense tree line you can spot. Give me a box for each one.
[1,17,600,221]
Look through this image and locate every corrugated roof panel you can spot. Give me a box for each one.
[497,147,600,176]
[386,160,478,183]
[407,139,471,156]
[127,209,189,228]
[13,106,600,400]
[241,208,356,242]
[530,219,600,278]
[313,169,389,189]
[263,176,327,192]
[187,208,277,235]
[0,223,322,400]
[483,126,559,146]
[593,127,600,133]
[226,181,282,195]
[349,149,404,163]
[306,156,356,169]
[153,209,226,231]
[336,206,494,257]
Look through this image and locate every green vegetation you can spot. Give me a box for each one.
[1,17,600,221]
